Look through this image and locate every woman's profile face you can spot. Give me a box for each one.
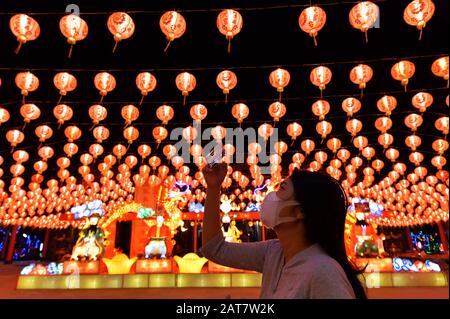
[276,177,295,200]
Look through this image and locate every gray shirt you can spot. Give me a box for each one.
[201,234,356,299]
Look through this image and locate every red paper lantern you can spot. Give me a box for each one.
[217,9,243,53]
[107,12,135,52]
[298,6,326,46]
[10,14,40,54]
[160,11,186,51]
[59,14,88,58]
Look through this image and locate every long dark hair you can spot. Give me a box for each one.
[290,169,367,299]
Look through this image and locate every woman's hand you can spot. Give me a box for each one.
[203,163,228,189]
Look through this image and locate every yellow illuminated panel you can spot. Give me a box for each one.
[123,274,149,288]
[149,274,176,287]
[392,273,448,287]
[79,275,122,289]
[231,273,262,287]
[177,274,231,287]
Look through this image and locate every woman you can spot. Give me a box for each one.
[201,163,366,299]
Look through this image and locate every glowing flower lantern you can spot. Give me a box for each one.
[15,72,39,103]
[152,126,168,147]
[310,66,332,97]
[59,14,88,58]
[353,136,368,151]
[412,92,433,112]
[137,144,152,162]
[375,117,393,133]
[175,72,196,105]
[337,149,351,163]
[378,133,394,149]
[311,99,330,120]
[301,139,315,155]
[231,103,249,125]
[93,126,110,143]
[269,68,290,101]
[107,12,135,53]
[217,9,243,53]
[12,150,29,164]
[211,125,227,142]
[362,147,376,161]
[341,97,361,118]
[409,151,424,166]
[346,118,363,137]
[372,159,384,173]
[156,105,174,125]
[38,146,54,161]
[391,61,415,91]
[121,104,139,127]
[136,72,157,105]
[349,64,373,97]
[35,125,53,143]
[123,126,139,146]
[64,126,82,142]
[403,0,435,40]
[258,123,274,141]
[20,103,41,129]
[89,144,104,160]
[431,56,449,87]
[385,148,400,162]
[6,130,25,148]
[113,144,127,161]
[94,72,116,103]
[326,138,342,154]
[160,11,186,52]
[404,113,423,132]
[405,135,422,151]
[431,156,446,170]
[217,70,238,103]
[9,14,40,54]
[274,141,288,156]
[63,143,78,157]
[190,104,208,123]
[377,95,397,116]
[315,151,328,165]
[298,6,326,46]
[268,102,287,123]
[171,156,184,170]
[286,122,303,147]
[53,72,77,103]
[53,104,73,128]
[162,145,176,161]
[88,104,108,126]
[349,1,379,42]
[183,126,198,144]
[435,117,449,135]
[316,120,332,140]
[432,139,448,155]
[0,107,10,126]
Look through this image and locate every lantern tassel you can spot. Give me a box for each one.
[112,41,119,53]
[364,31,368,44]
[139,95,145,105]
[290,139,295,147]
[279,91,282,102]
[99,95,104,104]
[68,45,74,59]
[57,123,63,130]
[22,95,26,104]
[227,38,231,53]
[22,122,27,131]
[183,95,187,106]
[419,29,423,41]
[58,95,63,104]
[360,89,364,99]
[225,94,228,104]
[313,34,318,47]
[89,124,96,131]
[164,40,171,53]
[15,42,23,54]
[320,88,323,99]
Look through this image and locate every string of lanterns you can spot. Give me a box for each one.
[7,0,437,56]
[5,55,448,106]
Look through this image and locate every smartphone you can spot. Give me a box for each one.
[206,143,224,167]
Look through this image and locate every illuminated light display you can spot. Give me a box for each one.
[174,253,208,273]
[102,254,138,274]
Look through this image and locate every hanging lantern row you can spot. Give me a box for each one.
[6,56,448,105]
[8,1,438,56]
